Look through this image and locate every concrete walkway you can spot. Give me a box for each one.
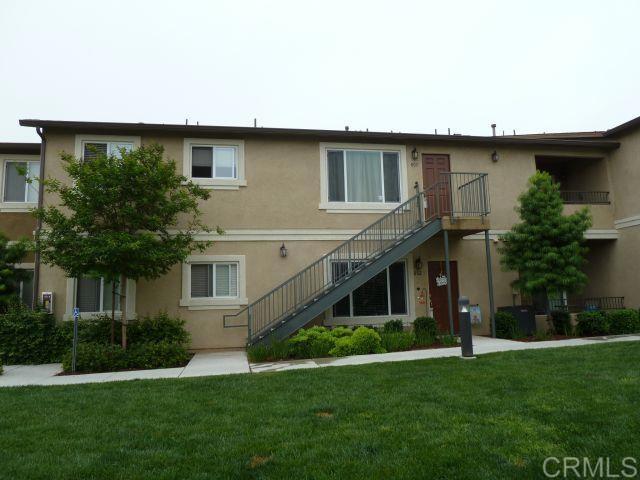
[1,335,639,387]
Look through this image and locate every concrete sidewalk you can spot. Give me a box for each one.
[249,334,640,373]
[1,335,639,387]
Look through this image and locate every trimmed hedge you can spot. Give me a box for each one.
[576,311,608,336]
[329,327,385,357]
[0,302,66,364]
[62,341,190,373]
[495,311,520,339]
[606,309,640,335]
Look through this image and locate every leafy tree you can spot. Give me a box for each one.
[499,171,591,310]
[35,144,213,347]
[0,233,30,311]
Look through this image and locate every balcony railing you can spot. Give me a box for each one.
[560,190,610,204]
[549,296,625,313]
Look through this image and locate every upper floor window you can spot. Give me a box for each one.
[3,161,39,203]
[183,139,246,190]
[327,149,400,203]
[320,144,406,212]
[191,145,237,179]
[82,141,133,161]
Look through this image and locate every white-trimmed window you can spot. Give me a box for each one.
[183,139,246,189]
[331,261,407,318]
[76,276,121,313]
[74,135,141,163]
[319,143,406,212]
[181,255,248,310]
[65,277,136,319]
[82,141,133,161]
[3,161,39,203]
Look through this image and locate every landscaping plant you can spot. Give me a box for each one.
[499,171,591,312]
[550,310,572,336]
[380,331,416,352]
[0,301,66,364]
[576,311,609,336]
[605,309,640,335]
[329,327,385,357]
[495,311,520,339]
[34,144,212,347]
[413,316,438,346]
[382,319,404,333]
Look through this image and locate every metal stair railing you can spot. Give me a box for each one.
[223,172,489,343]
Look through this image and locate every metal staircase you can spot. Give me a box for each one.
[224,172,490,346]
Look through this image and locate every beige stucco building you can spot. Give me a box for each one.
[2,116,639,349]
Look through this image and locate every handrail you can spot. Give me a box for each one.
[224,172,490,342]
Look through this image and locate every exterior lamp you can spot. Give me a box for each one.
[458,296,474,358]
[491,150,499,162]
[414,257,423,274]
[411,147,419,161]
[279,243,288,258]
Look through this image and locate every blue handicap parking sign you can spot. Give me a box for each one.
[73,307,80,319]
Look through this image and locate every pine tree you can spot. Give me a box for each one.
[499,171,591,308]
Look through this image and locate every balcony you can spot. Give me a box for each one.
[560,190,610,205]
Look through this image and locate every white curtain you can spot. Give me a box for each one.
[346,151,382,202]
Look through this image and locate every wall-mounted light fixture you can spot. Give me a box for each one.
[414,257,423,275]
[491,150,499,162]
[280,243,288,258]
[411,147,419,161]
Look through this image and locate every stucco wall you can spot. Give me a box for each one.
[36,130,622,348]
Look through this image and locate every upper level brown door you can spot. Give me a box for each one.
[422,154,451,217]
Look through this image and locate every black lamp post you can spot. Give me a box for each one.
[458,296,475,358]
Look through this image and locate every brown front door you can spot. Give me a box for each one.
[427,260,460,333]
[422,154,451,217]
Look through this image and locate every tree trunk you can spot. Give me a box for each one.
[110,281,116,345]
[120,275,128,350]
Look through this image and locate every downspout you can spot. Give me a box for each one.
[32,127,46,308]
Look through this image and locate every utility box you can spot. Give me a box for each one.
[498,305,536,336]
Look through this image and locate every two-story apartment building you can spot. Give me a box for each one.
[3,116,639,349]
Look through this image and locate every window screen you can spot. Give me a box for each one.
[191,264,213,297]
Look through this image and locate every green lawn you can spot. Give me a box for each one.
[1,342,639,480]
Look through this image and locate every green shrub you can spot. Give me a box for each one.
[550,310,572,336]
[289,326,337,358]
[415,331,436,347]
[62,342,127,373]
[128,312,190,345]
[439,334,458,346]
[495,311,520,339]
[126,341,190,369]
[534,329,552,341]
[62,341,190,373]
[59,312,190,346]
[383,319,404,333]
[330,326,354,338]
[605,309,640,335]
[247,340,291,362]
[413,316,437,337]
[328,336,354,357]
[380,332,415,352]
[0,302,66,364]
[576,311,609,336]
[329,326,385,357]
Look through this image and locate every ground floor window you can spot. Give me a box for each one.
[190,262,239,299]
[76,276,120,313]
[332,261,407,317]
